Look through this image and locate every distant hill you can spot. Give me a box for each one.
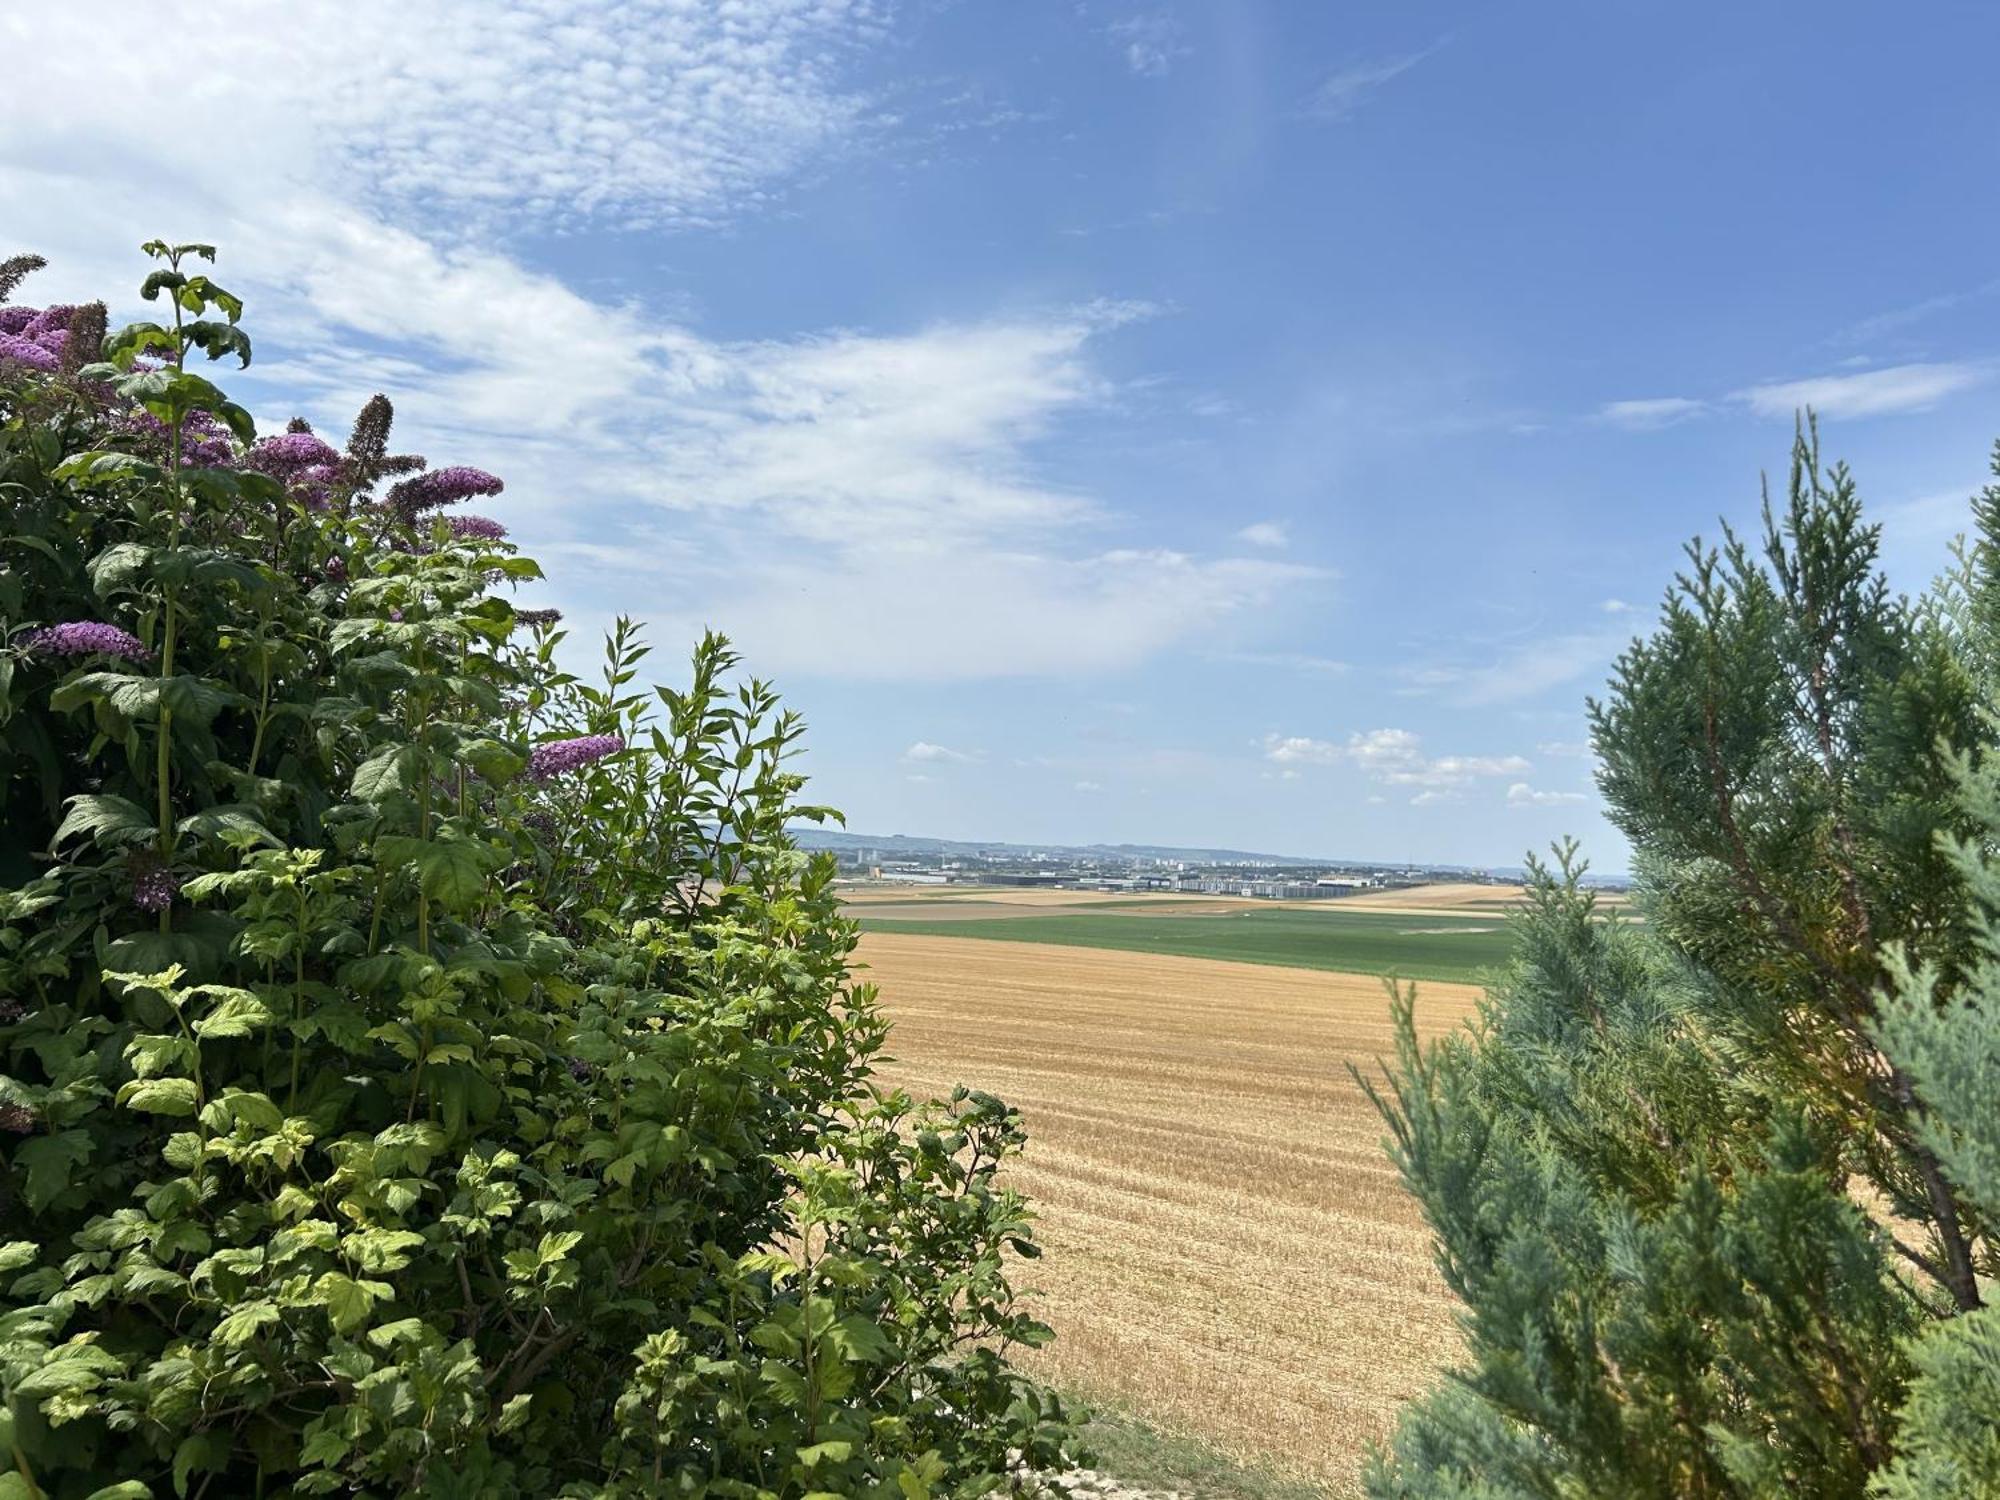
[788,826,1511,875]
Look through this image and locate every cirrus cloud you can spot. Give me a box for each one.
[1264,728,1530,789]
[2,3,1322,686]
[1507,782,1589,807]
[1732,361,1988,420]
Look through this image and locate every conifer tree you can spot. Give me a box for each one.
[1365,420,2000,1498]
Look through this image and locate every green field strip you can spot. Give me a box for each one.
[857,906,1514,986]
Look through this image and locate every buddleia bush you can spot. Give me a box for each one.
[0,243,1074,1497]
[1364,422,2000,1497]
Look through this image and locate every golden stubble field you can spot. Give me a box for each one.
[857,931,1484,1493]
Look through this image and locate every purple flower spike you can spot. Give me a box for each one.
[23,621,151,663]
[445,513,508,542]
[0,333,59,372]
[527,733,624,782]
[21,306,76,339]
[0,307,35,335]
[119,409,235,468]
[514,608,563,629]
[248,431,341,475]
[386,465,503,518]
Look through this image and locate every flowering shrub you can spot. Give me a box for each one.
[0,244,1075,1496]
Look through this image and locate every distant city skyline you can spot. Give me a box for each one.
[8,3,2000,866]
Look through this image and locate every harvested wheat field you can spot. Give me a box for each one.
[859,932,1483,1493]
[1315,881,1531,917]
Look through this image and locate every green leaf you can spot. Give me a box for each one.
[738,1250,801,1285]
[351,743,418,803]
[53,793,155,851]
[101,317,177,360]
[125,1031,197,1078]
[0,1242,39,1272]
[139,270,186,302]
[829,1313,895,1364]
[214,401,255,443]
[53,449,164,486]
[172,1429,229,1499]
[118,1077,200,1116]
[88,541,156,596]
[495,1393,533,1434]
[312,1271,387,1334]
[16,1130,92,1211]
[297,1425,350,1467]
[376,834,496,908]
[537,1230,584,1267]
[150,547,270,596]
[761,1360,809,1409]
[458,737,526,783]
[177,804,281,850]
[213,1299,281,1346]
[182,319,252,368]
[347,1228,425,1273]
[162,1132,202,1169]
[49,672,240,729]
[191,990,274,1040]
[365,1317,431,1350]
[14,1344,121,1398]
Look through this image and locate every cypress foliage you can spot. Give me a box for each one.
[1365,420,2000,1497]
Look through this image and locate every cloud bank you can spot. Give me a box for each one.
[2,1,1315,685]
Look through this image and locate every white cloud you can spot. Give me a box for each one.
[1837,280,2000,344]
[1537,739,1593,758]
[1107,13,1189,77]
[1448,628,1632,707]
[1507,782,1589,807]
[711,546,1319,680]
[1264,728,1529,788]
[1303,42,1444,121]
[1263,735,1346,766]
[1409,790,1457,807]
[1426,753,1535,781]
[1074,780,1103,792]
[1600,598,1635,614]
[1598,397,1707,429]
[1,7,1319,685]
[1343,727,1424,774]
[904,741,981,764]
[4,2,885,238]
[1236,520,1289,548]
[1733,362,1988,420]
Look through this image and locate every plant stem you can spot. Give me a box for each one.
[156,590,178,933]
[288,884,306,1112]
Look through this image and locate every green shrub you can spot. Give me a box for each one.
[1362,423,2000,1496]
[0,243,1074,1497]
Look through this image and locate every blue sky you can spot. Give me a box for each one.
[8,2,2000,870]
